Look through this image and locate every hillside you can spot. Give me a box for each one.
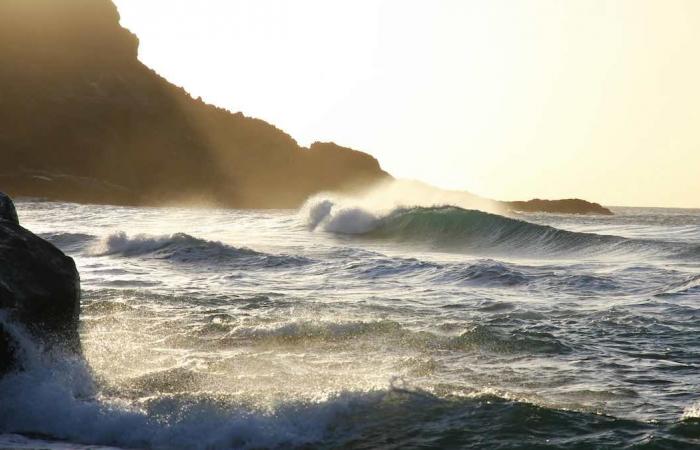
[0,0,613,215]
[0,0,389,208]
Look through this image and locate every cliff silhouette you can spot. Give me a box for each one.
[0,0,611,215]
[0,0,389,208]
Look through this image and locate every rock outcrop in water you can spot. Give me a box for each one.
[505,198,613,215]
[0,0,389,208]
[0,193,81,375]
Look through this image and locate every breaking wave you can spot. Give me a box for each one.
[304,198,694,259]
[7,198,700,449]
[0,314,638,450]
[0,326,695,450]
[0,316,362,450]
[88,232,311,267]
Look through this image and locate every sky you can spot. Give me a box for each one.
[114,0,700,208]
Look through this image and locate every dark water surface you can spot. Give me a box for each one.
[1,200,699,449]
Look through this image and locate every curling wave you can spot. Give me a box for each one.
[304,198,695,259]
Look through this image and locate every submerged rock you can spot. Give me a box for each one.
[0,193,81,375]
[0,193,18,225]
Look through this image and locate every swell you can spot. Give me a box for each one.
[305,198,696,259]
[88,231,311,268]
[202,319,573,355]
[38,232,97,253]
[337,251,700,297]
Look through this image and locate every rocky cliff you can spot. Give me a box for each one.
[0,0,389,208]
[0,0,613,215]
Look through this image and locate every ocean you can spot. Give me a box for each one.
[1,197,699,449]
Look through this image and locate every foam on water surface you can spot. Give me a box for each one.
[1,198,699,449]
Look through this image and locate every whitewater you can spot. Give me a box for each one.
[1,196,700,449]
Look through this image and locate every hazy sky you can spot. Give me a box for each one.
[114,0,700,207]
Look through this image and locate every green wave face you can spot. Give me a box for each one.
[372,206,624,256]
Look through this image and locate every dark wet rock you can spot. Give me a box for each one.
[0,193,81,375]
[505,198,613,215]
[0,193,18,226]
[0,323,19,375]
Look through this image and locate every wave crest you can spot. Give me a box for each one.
[305,198,379,234]
[301,197,700,260]
[302,198,628,257]
[89,232,311,267]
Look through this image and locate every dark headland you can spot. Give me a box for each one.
[0,0,611,215]
[506,198,612,215]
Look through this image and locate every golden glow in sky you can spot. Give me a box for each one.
[114,0,700,207]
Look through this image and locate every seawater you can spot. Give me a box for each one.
[1,198,699,449]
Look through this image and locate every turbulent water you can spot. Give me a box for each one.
[1,197,700,449]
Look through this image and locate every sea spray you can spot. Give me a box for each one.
[304,198,380,234]
[2,198,698,449]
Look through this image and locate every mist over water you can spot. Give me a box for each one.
[2,195,700,449]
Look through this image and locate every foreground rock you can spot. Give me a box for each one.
[0,193,81,375]
[505,198,613,215]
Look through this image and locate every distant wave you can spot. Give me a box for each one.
[304,198,696,259]
[338,254,669,295]
[89,231,311,267]
[316,246,643,292]
[38,232,96,252]
[432,260,530,287]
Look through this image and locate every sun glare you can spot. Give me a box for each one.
[112,0,700,207]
